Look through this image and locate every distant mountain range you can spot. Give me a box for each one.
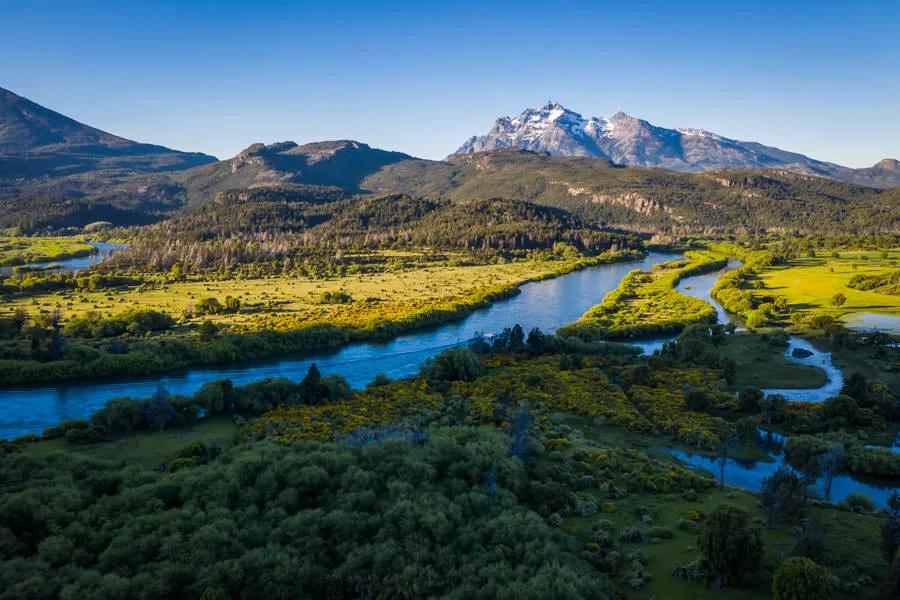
[455,102,900,189]
[0,87,896,234]
[0,86,216,179]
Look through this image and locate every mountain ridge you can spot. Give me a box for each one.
[454,102,900,188]
[0,86,217,178]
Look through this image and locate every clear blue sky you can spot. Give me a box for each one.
[3,0,898,165]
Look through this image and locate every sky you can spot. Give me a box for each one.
[2,0,899,166]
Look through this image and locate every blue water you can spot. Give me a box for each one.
[0,241,127,276]
[0,252,677,438]
[660,432,898,509]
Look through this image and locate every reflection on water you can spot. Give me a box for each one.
[0,252,678,438]
[0,242,127,276]
[843,312,900,334]
[658,429,898,509]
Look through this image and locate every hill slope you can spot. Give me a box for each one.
[363,149,900,234]
[0,86,216,178]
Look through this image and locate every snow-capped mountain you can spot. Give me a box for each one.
[455,102,900,188]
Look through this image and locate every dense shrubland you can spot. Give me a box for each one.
[2,321,898,598]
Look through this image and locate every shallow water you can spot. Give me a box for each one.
[843,312,900,334]
[659,434,898,509]
[0,241,126,276]
[0,252,678,438]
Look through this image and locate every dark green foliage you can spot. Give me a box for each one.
[883,492,900,564]
[761,467,806,525]
[772,557,832,600]
[841,492,876,513]
[422,347,485,382]
[0,428,613,599]
[63,309,175,338]
[738,387,764,413]
[847,270,900,295]
[792,520,826,564]
[684,388,710,412]
[699,505,763,587]
[193,297,224,316]
[144,385,175,432]
[299,363,322,405]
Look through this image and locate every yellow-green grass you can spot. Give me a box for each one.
[717,331,828,390]
[22,416,237,468]
[0,235,95,267]
[760,250,900,320]
[2,252,626,335]
[559,249,726,339]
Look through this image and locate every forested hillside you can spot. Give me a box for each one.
[363,150,900,234]
[109,191,639,271]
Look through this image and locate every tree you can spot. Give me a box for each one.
[699,505,763,587]
[761,467,806,526]
[819,444,845,502]
[509,402,532,464]
[840,372,869,403]
[717,430,738,490]
[821,395,860,426]
[772,557,831,600]
[509,324,525,352]
[422,347,484,382]
[882,491,900,564]
[761,394,787,425]
[525,327,545,354]
[830,293,846,308]
[144,385,175,432]
[198,320,218,342]
[738,387,764,413]
[300,363,322,405]
[195,297,224,316]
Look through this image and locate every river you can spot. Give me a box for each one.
[3,249,896,507]
[0,251,677,438]
[0,241,127,276]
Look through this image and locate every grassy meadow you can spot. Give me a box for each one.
[760,249,900,322]
[2,252,617,334]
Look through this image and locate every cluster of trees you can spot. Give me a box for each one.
[105,193,638,273]
[62,309,175,339]
[848,270,900,295]
[0,427,613,598]
[1,269,139,295]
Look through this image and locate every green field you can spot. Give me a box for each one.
[716,331,829,390]
[760,250,900,322]
[23,416,237,468]
[2,251,625,335]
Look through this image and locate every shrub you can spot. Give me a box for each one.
[194,297,225,316]
[619,527,645,543]
[772,557,831,600]
[699,505,763,587]
[422,347,484,382]
[840,492,875,513]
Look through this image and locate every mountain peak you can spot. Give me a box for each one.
[874,158,900,170]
